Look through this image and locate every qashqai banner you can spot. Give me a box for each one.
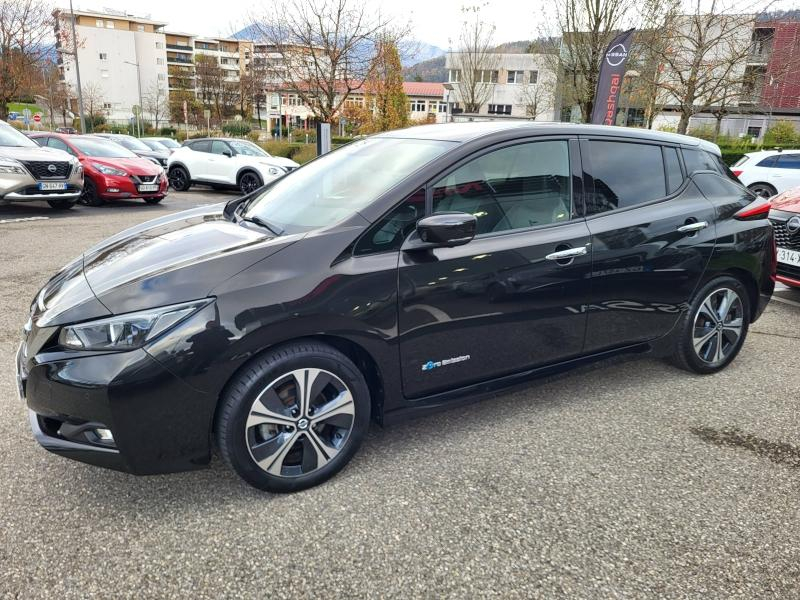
[590,29,636,126]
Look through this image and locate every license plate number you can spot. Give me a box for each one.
[777,247,800,266]
[38,182,66,191]
[138,184,159,192]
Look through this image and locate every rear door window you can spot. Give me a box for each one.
[775,154,800,169]
[190,140,211,153]
[585,140,667,214]
[756,155,777,168]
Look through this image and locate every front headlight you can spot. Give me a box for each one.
[92,163,127,176]
[58,300,210,351]
[268,166,286,176]
[0,163,27,175]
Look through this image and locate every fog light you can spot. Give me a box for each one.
[94,428,114,442]
[107,187,120,193]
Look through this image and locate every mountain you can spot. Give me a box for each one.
[399,40,446,67]
[403,55,447,83]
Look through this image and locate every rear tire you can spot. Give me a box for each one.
[168,166,191,192]
[47,198,76,210]
[669,276,750,374]
[216,341,371,493]
[747,182,777,199]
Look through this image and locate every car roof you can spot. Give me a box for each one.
[377,121,719,151]
[745,149,800,157]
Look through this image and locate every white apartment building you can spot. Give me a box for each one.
[54,8,169,124]
[444,53,558,121]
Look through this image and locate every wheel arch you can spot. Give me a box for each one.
[746,181,777,195]
[236,166,263,185]
[211,333,387,437]
[721,267,759,321]
[168,161,191,177]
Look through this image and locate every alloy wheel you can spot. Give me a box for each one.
[240,173,261,194]
[245,368,355,478]
[692,287,744,366]
[169,168,187,190]
[748,183,776,199]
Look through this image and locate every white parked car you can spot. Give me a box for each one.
[167,138,299,194]
[731,149,800,198]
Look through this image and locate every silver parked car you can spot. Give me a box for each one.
[0,120,83,209]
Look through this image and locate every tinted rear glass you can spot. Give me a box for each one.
[776,154,800,169]
[586,140,667,214]
[664,146,683,194]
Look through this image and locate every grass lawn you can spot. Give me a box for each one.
[8,102,44,115]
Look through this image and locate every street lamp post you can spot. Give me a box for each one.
[124,60,144,136]
[68,0,86,133]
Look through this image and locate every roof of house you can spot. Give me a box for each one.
[402,82,444,97]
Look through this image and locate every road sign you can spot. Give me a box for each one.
[132,105,142,116]
[7,112,17,121]
[33,113,41,123]
[203,109,211,119]
[22,108,31,118]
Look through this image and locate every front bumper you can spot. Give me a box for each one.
[17,339,213,475]
[95,173,168,200]
[0,168,82,203]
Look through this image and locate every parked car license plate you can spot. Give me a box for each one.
[138,184,159,192]
[38,182,67,191]
[777,247,800,267]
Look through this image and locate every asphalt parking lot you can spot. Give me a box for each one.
[1,190,800,599]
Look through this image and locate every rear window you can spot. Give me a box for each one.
[586,140,667,214]
[756,156,777,167]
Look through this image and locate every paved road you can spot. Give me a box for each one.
[1,193,799,599]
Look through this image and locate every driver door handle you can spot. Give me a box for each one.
[545,246,589,261]
[677,221,708,233]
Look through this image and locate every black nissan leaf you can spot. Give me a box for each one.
[17,122,775,493]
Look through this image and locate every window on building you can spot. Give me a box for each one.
[105,21,114,29]
[529,70,538,84]
[477,70,498,83]
[100,70,109,78]
[487,104,512,115]
[158,73,166,81]
[137,24,144,32]
[156,41,163,49]
[99,52,108,60]
[102,102,112,109]
[95,19,103,27]
[448,69,461,83]
[507,70,524,84]
[156,58,164,65]
[432,140,571,234]
[438,102,448,112]
[586,141,667,213]
[747,126,761,138]
[409,99,426,112]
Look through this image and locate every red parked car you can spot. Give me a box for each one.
[769,186,800,288]
[30,133,168,206]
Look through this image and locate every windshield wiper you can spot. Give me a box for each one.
[241,214,284,236]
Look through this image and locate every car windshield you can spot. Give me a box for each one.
[115,136,151,152]
[141,139,168,151]
[72,138,138,158]
[243,137,455,233]
[229,140,269,157]
[156,138,179,149]
[0,124,38,147]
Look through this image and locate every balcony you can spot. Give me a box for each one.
[166,43,193,52]
[167,55,193,65]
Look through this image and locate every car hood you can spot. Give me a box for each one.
[0,145,75,163]
[89,156,163,175]
[35,204,301,325]
[259,156,299,169]
[770,187,800,213]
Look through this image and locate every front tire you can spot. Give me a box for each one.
[238,171,263,195]
[216,341,371,493]
[79,178,103,207]
[47,198,76,210]
[144,196,164,205]
[168,166,191,192]
[670,276,750,374]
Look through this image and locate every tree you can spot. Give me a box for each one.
[0,0,53,119]
[81,81,105,132]
[449,5,498,113]
[143,81,167,130]
[250,0,396,123]
[538,0,639,122]
[360,37,409,132]
[651,1,767,134]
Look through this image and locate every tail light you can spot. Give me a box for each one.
[732,169,743,178]
[733,199,771,221]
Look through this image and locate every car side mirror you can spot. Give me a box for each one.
[222,150,233,157]
[402,212,477,251]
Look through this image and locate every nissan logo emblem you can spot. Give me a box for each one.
[47,164,57,173]
[787,216,800,234]
[605,43,629,67]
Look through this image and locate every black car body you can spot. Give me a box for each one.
[17,123,775,492]
[93,133,170,168]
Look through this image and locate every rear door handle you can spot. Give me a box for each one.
[545,246,589,261]
[677,221,708,233]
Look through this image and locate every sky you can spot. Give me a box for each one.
[62,0,547,50]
